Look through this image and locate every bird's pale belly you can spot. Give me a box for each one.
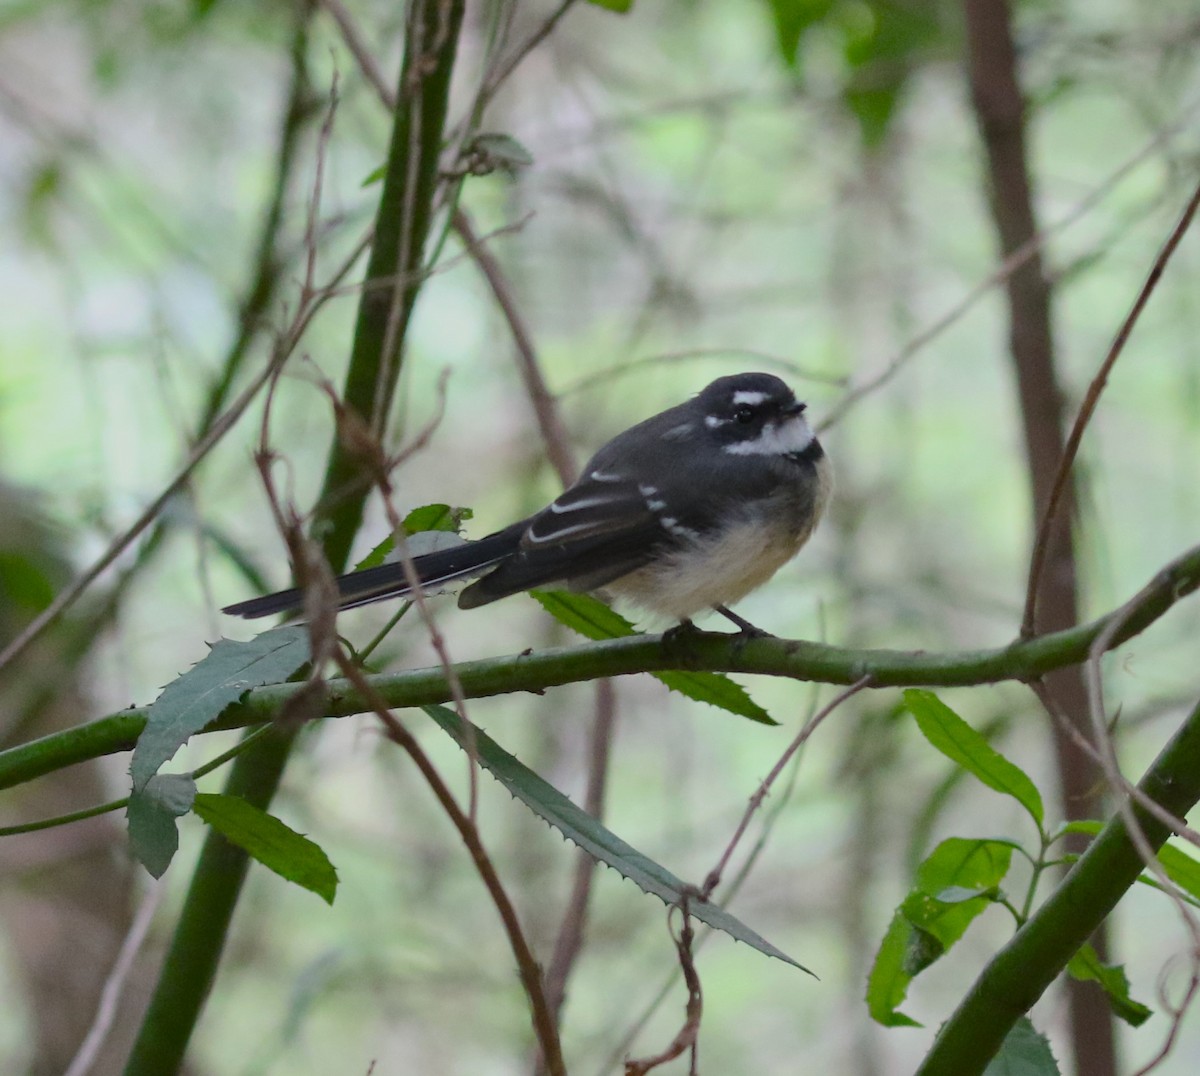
[607,515,810,621]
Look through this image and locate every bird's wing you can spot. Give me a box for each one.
[457,469,684,607]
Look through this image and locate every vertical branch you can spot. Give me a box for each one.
[124,3,466,1072]
[961,3,1116,1074]
[316,0,466,571]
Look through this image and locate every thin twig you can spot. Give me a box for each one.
[820,99,1200,432]
[540,679,616,1026]
[703,676,873,897]
[482,0,577,101]
[0,348,286,677]
[319,0,396,108]
[560,349,846,398]
[454,206,577,483]
[1022,178,1200,635]
[63,882,164,1076]
[331,647,566,1076]
[625,898,703,1076]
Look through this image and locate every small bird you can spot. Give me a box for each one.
[223,372,832,630]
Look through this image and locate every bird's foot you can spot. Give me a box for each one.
[662,617,702,654]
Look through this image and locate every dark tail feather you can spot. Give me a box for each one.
[222,526,522,620]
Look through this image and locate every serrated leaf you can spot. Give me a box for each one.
[422,704,807,971]
[127,773,197,879]
[1068,944,1152,1026]
[904,690,1044,826]
[867,838,1012,1026]
[193,793,337,904]
[354,504,473,570]
[130,626,310,791]
[531,590,775,725]
[983,1017,1061,1076]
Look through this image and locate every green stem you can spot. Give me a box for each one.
[315,0,467,571]
[7,545,1198,795]
[915,695,1200,1076]
[123,4,466,1073]
[0,726,272,837]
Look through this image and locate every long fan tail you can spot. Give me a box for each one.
[221,526,522,619]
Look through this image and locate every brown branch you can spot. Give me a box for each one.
[963,2,1114,1072]
[454,205,578,485]
[820,92,1200,433]
[702,677,873,898]
[1023,178,1200,634]
[331,649,566,1076]
[482,0,577,102]
[318,0,396,109]
[539,680,616,1025]
[625,900,703,1076]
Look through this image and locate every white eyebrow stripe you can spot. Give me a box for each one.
[731,390,768,406]
[723,416,815,456]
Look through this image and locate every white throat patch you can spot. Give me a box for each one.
[723,414,815,456]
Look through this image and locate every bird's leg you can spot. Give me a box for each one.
[714,604,773,638]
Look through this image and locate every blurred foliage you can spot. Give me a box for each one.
[1,0,1200,1073]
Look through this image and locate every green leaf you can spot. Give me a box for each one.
[767,0,835,70]
[193,793,338,904]
[865,911,923,1027]
[584,0,633,11]
[867,838,1013,1026]
[463,133,534,176]
[360,163,386,188]
[423,704,807,971]
[127,773,197,878]
[0,550,57,612]
[354,504,473,570]
[904,689,1044,826]
[1156,842,1200,902]
[1055,823,1200,907]
[1067,944,1152,1027]
[531,591,775,725]
[983,1017,1061,1076]
[1050,818,1102,843]
[130,626,310,791]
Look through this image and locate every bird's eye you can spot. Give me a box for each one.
[734,406,755,424]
